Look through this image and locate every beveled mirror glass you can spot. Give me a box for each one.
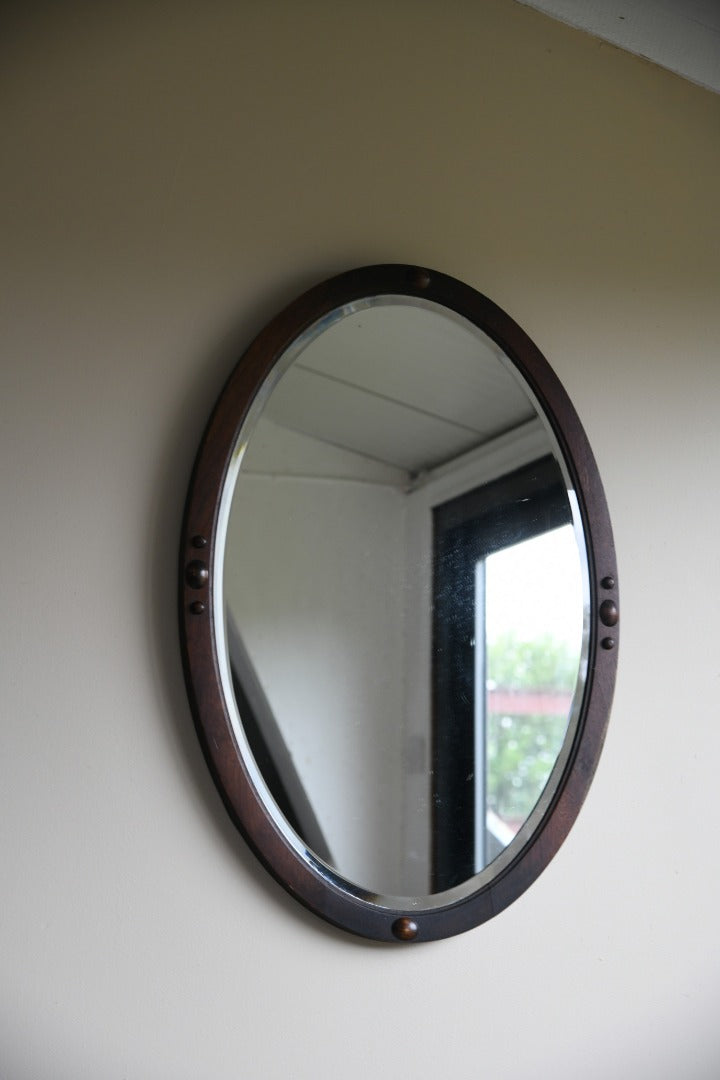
[180,265,618,942]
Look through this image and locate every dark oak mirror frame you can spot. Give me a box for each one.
[179,265,619,943]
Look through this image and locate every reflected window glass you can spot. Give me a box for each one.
[483,526,582,859]
[431,458,582,891]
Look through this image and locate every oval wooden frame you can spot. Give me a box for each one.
[179,265,619,943]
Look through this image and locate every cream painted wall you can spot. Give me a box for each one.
[1,2,719,1077]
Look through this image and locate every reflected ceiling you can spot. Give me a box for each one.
[243,305,536,479]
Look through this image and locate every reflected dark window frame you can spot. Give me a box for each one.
[431,455,571,892]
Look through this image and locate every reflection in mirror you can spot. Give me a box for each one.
[221,299,587,901]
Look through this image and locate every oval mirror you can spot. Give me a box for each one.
[180,265,619,942]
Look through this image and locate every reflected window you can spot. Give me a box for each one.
[431,457,582,891]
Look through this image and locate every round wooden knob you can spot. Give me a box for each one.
[599,599,619,627]
[392,917,419,941]
[185,560,209,589]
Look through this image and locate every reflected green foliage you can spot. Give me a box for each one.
[488,631,579,691]
[487,633,579,824]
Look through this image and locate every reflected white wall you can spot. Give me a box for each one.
[225,472,407,893]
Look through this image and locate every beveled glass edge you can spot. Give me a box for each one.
[211,294,592,913]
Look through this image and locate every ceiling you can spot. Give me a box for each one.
[516,0,720,94]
